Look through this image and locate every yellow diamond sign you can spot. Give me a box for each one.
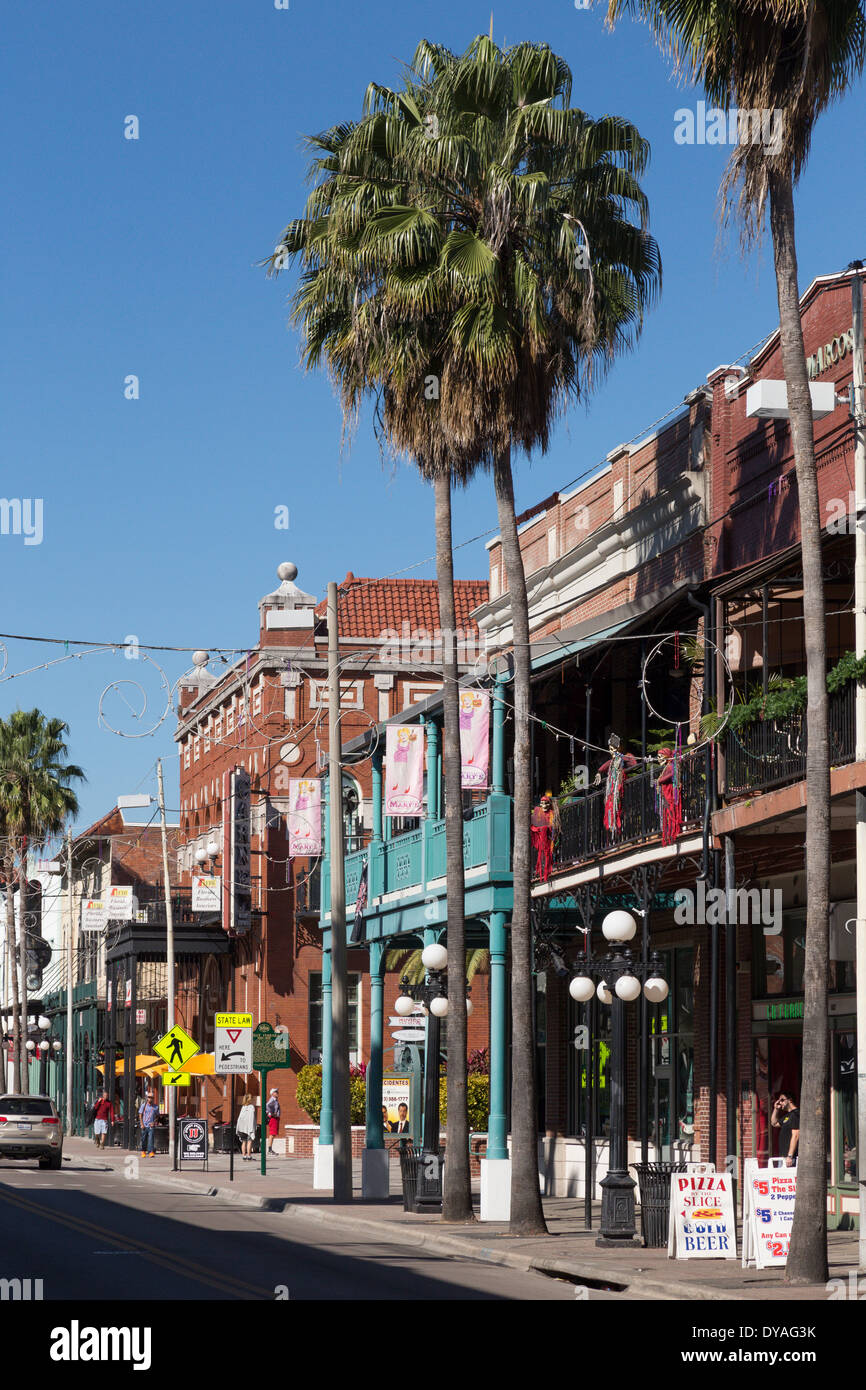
[153,1025,201,1073]
[162,1071,191,1087]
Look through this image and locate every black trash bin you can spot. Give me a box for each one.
[632,1161,687,1247]
[398,1142,417,1212]
[398,1143,446,1213]
[213,1123,235,1153]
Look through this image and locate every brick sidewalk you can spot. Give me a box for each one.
[60,1137,859,1302]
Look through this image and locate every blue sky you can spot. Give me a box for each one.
[2,0,864,834]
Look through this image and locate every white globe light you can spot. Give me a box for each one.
[465,998,474,1016]
[602,910,637,943]
[429,996,448,1018]
[596,980,612,1004]
[38,1039,49,1052]
[395,995,415,1016]
[615,974,642,1002]
[25,1039,35,1051]
[421,943,448,971]
[38,1015,50,1030]
[192,650,209,668]
[194,847,207,864]
[52,1040,62,1051]
[569,974,595,1003]
[644,976,670,1003]
[206,840,219,857]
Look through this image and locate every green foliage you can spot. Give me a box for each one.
[701,651,866,739]
[295,1065,389,1127]
[826,650,866,693]
[439,1073,490,1131]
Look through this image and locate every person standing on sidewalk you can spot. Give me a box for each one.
[92,1091,115,1149]
[265,1088,281,1155]
[770,1091,800,1167]
[236,1093,256,1161]
[138,1091,159,1158]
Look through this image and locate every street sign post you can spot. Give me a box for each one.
[252,1023,291,1176]
[215,1013,253,1074]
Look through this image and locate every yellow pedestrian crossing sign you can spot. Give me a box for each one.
[162,1072,191,1087]
[153,1025,201,1072]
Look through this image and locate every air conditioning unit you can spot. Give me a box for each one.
[745,379,837,420]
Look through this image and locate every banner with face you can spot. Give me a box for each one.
[287,778,322,856]
[459,689,489,788]
[385,725,425,817]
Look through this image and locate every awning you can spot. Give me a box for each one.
[151,1053,217,1077]
[530,618,633,673]
[97,1054,160,1075]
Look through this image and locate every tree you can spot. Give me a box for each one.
[335,34,660,1234]
[0,712,84,1095]
[606,0,865,1283]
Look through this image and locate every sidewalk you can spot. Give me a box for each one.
[62,1137,859,1302]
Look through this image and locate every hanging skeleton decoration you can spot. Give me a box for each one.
[531,790,560,881]
[595,734,637,836]
[655,742,683,845]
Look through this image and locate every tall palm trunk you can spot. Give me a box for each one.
[494,446,548,1236]
[435,471,473,1221]
[19,852,29,1096]
[5,849,22,1094]
[769,167,829,1285]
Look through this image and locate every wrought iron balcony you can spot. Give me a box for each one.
[723,683,855,798]
[555,754,706,870]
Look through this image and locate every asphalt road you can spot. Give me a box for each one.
[0,1158,602,1302]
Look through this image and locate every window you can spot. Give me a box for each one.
[308,972,361,1064]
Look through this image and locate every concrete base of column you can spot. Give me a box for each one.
[480,1156,511,1221]
[361,1146,390,1199]
[313,1140,334,1190]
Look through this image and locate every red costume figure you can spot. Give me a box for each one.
[656,747,682,845]
[595,735,638,834]
[531,791,560,881]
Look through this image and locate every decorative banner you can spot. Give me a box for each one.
[192,875,221,912]
[125,979,132,1008]
[222,767,252,934]
[106,885,136,919]
[742,1158,796,1268]
[385,725,425,817]
[668,1167,737,1260]
[459,689,489,788]
[80,900,108,932]
[287,779,322,857]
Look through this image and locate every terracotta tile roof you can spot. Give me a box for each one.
[316,574,489,638]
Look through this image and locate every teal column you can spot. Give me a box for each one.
[487,911,508,1160]
[319,776,333,1146]
[365,941,385,1149]
[319,933,333,1146]
[371,750,383,843]
[492,677,506,794]
[427,719,441,819]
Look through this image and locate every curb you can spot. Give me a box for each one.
[67,1147,740,1300]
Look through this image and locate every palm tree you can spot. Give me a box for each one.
[607,0,865,1286]
[385,947,490,985]
[329,34,660,1235]
[0,712,84,1095]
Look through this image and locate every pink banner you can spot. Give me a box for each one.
[459,689,489,788]
[288,778,322,856]
[385,724,425,817]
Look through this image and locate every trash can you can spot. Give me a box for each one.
[213,1123,235,1153]
[632,1161,687,1247]
[398,1142,418,1212]
[398,1143,446,1213]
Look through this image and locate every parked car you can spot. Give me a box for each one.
[0,1095,63,1169]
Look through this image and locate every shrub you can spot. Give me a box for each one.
[296,1064,366,1126]
[439,1074,490,1131]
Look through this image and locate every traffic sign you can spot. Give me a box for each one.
[215,1013,253,1074]
[162,1072,191,1087]
[153,1025,201,1073]
[252,1022,290,1070]
[392,1028,426,1042]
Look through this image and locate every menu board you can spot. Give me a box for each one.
[668,1166,737,1259]
[742,1158,796,1268]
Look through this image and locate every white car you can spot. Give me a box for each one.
[0,1095,63,1169]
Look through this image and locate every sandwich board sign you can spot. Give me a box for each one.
[742,1157,796,1268]
[215,1013,253,1074]
[667,1164,737,1260]
[178,1118,208,1166]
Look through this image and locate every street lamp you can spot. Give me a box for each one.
[393,944,472,1213]
[569,909,669,1247]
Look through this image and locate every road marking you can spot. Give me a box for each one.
[0,1187,274,1299]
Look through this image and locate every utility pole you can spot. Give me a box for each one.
[328,581,352,1202]
[66,827,73,1136]
[850,262,866,1272]
[157,759,176,1166]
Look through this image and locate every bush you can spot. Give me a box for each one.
[296,1064,366,1126]
[439,1074,490,1131]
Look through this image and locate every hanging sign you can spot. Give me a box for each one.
[742,1158,796,1268]
[222,767,252,933]
[106,885,137,919]
[287,779,322,857]
[667,1165,737,1259]
[459,689,489,788]
[385,725,424,816]
[192,875,221,912]
[80,900,108,932]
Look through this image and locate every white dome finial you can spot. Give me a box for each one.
[277,562,298,582]
[192,650,209,669]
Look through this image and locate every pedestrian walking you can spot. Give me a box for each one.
[92,1091,115,1149]
[138,1091,159,1157]
[265,1087,281,1154]
[236,1093,256,1160]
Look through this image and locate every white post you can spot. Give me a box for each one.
[851,265,866,1272]
[66,827,73,1136]
[157,760,176,1165]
